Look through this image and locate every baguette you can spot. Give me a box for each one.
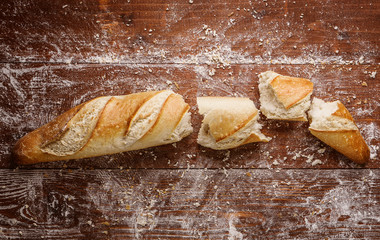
[308,98,370,164]
[14,90,193,165]
[259,71,314,121]
[197,97,270,150]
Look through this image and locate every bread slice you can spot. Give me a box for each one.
[197,97,270,150]
[308,98,370,164]
[259,71,313,121]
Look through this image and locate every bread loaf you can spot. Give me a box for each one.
[197,97,270,150]
[14,90,193,165]
[259,71,314,121]
[308,98,370,164]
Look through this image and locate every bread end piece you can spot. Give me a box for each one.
[308,98,370,164]
[197,96,270,150]
[13,101,89,165]
[309,129,370,164]
[259,71,313,121]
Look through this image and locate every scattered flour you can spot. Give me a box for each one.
[369,71,377,79]
[311,159,322,166]
[228,215,244,240]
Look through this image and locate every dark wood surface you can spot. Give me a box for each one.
[0,0,379,239]
[0,169,379,239]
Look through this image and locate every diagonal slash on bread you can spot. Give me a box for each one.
[14,90,193,165]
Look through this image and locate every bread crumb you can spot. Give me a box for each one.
[273,160,279,165]
[209,68,216,76]
[223,167,228,177]
[359,56,365,64]
[306,154,314,163]
[222,151,231,162]
[311,159,322,166]
[317,148,326,154]
[362,81,368,87]
[369,71,377,78]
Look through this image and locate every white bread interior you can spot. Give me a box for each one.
[197,97,270,150]
[169,111,193,142]
[308,98,357,131]
[258,71,313,121]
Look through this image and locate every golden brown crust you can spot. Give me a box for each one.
[207,110,258,142]
[268,116,307,121]
[124,91,162,136]
[332,101,354,121]
[243,132,269,145]
[92,91,159,140]
[309,129,370,164]
[13,91,191,165]
[13,102,87,165]
[270,75,313,109]
[308,99,369,164]
[136,93,190,147]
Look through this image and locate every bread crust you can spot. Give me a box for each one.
[309,99,370,164]
[206,110,258,142]
[14,102,87,165]
[331,101,354,121]
[270,75,314,109]
[13,90,192,165]
[309,129,370,164]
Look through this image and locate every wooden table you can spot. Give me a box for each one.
[1,0,379,239]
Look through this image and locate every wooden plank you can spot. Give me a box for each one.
[0,169,379,239]
[1,63,379,169]
[0,0,378,64]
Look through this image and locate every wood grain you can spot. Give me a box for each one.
[1,63,378,169]
[0,169,379,239]
[0,0,378,64]
[0,0,379,239]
